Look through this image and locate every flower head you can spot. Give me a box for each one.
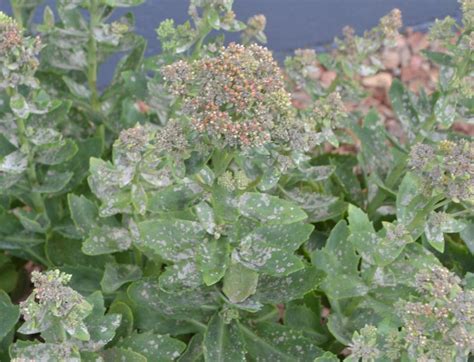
[379,9,402,40]
[163,43,295,149]
[349,325,381,360]
[0,12,41,90]
[409,140,474,202]
[242,14,267,44]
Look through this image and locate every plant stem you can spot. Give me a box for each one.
[88,0,100,112]
[15,117,45,214]
[11,2,24,27]
[25,247,53,268]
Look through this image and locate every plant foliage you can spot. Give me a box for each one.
[0,0,473,361]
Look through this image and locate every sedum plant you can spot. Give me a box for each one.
[0,0,473,361]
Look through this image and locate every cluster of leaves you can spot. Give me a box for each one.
[0,0,472,361]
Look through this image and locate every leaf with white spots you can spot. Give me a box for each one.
[116,331,186,361]
[197,238,230,286]
[234,222,314,276]
[223,261,259,303]
[131,183,148,215]
[101,347,146,361]
[0,290,19,341]
[147,182,203,213]
[178,333,204,362]
[0,151,27,174]
[348,206,413,266]
[195,201,216,235]
[238,192,308,224]
[160,260,203,292]
[82,226,132,255]
[203,314,246,362]
[137,218,206,262]
[128,278,219,320]
[313,221,369,299]
[68,194,99,236]
[100,263,142,293]
[250,266,324,304]
[314,351,340,361]
[460,222,474,254]
[240,322,324,361]
[84,292,122,351]
[396,173,428,237]
[10,341,82,361]
[434,96,456,128]
[424,212,466,253]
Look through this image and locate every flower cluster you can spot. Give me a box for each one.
[311,92,346,130]
[115,121,189,163]
[335,9,402,76]
[0,12,41,90]
[242,14,267,44]
[156,19,196,55]
[217,169,251,191]
[399,265,474,359]
[284,48,320,87]
[19,270,92,338]
[349,265,474,361]
[348,325,381,360]
[409,140,474,202]
[460,0,474,27]
[162,43,295,148]
[429,16,457,44]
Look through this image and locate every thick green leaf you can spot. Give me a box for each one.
[137,218,206,261]
[314,352,340,362]
[178,333,204,362]
[348,205,412,266]
[238,193,307,224]
[128,278,219,320]
[83,226,132,255]
[104,0,145,7]
[108,301,134,341]
[101,347,146,362]
[197,239,230,286]
[240,322,324,361]
[0,291,19,340]
[35,140,78,165]
[33,171,73,193]
[434,96,456,128]
[461,223,474,254]
[250,266,324,304]
[84,292,122,349]
[313,220,369,299]
[223,262,259,303]
[10,341,81,361]
[203,314,246,362]
[100,263,142,293]
[422,50,453,66]
[389,79,419,138]
[424,212,466,253]
[159,260,203,293]
[117,331,186,361]
[68,194,99,236]
[234,222,313,276]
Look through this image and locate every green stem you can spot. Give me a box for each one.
[330,299,343,316]
[252,308,279,324]
[367,156,407,217]
[407,195,444,234]
[25,247,53,268]
[185,319,207,333]
[16,117,46,213]
[11,2,24,27]
[88,0,100,112]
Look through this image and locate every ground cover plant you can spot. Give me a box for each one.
[0,0,473,360]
